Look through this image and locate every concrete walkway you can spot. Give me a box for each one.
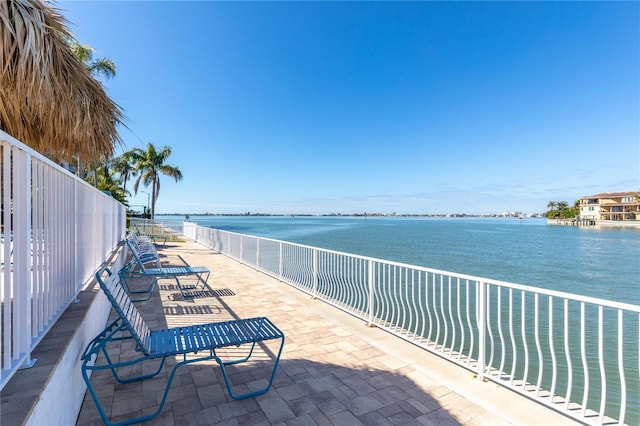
[76,239,579,425]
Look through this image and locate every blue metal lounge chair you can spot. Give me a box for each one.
[132,223,169,245]
[125,232,160,266]
[121,237,210,299]
[118,237,163,301]
[81,267,285,426]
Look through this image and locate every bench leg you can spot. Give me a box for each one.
[118,272,158,302]
[84,328,166,382]
[177,270,210,298]
[81,331,168,426]
[85,349,226,426]
[213,335,285,400]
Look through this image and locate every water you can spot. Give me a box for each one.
[168,215,639,305]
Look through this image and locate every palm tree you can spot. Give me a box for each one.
[68,39,116,80]
[130,143,182,220]
[111,152,134,197]
[557,201,569,218]
[546,201,558,218]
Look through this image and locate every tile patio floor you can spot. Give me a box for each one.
[76,239,579,425]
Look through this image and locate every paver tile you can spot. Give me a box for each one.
[372,384,412,406]
[256,392,296,423]
[417,408,463,426]
[307,390,347,416]
[347,393,385,416]
[328,410,366,426]
[305,375,343,393]
[175,405,222,425]
[358,410,395,426]
[285,413,319,426]
[308,409,334,426]
[277,382,315,401]
[288,397,319,417]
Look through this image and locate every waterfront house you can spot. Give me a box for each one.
[579,191,640,222]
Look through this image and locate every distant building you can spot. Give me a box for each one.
[579,191,640,222]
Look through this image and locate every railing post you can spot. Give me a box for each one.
[477,281,486,380]
[312,248,318,299]
[16,149,36,370]
[368,259,375,326]
[73,178,80,300]
[278,241,283,280]
[256,238,260,270]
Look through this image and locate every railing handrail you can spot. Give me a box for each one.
[0,130,95,184]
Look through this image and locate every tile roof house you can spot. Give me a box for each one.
[579,191,640,221]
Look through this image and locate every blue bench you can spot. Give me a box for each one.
[81,267,285,426]
[121,237,210,299]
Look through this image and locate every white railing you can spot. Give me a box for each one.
[0,130,126,390]
[130,217,182,239]
[184,222,640,425]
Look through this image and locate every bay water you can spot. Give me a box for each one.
[169,215,639,305]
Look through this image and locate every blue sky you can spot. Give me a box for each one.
[59,1,639,215]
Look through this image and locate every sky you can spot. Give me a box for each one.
[58,1,639,216]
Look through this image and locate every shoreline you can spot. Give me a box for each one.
[547,218,640,229]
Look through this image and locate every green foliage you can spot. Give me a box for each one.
[546,199,580,219]
[67,38,116,80]
[84,159,127,204]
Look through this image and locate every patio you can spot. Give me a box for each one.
[74,238,576,425]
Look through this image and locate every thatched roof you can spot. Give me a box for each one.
[0,0,124,162]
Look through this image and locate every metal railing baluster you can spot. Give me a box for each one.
[521,291,529,391]
[617,309,626,424]
[580,302,589,418]
[598,306,606,424]
[549,296,557,403]
[447,277,455,358]
[563,298,573,411]
[497,287,506,379]
[535,293,543,397]
[486,284,494,378]
[509,288,517,386]
[547,296,558,403]
[465,281,474,367]
[455,280,464,362]
[435,274,442,352]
